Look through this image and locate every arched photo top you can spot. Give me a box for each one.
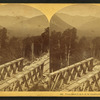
[50,4,100,37]
[0,4,49,37]
[0,4,49,66]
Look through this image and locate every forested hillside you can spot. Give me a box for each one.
[50,27,100,72]
[0,27,49,65]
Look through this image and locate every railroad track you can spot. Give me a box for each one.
[23,53,49,72]
[0,53,49,91]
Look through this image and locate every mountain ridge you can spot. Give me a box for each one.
[0,15,49,37]
[55,13,98,28]
[50,14,73,33]
[77,18,100,37]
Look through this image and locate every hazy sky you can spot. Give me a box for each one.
[57,4,100,17]
[0,4,43,18]
[0,4,100,19]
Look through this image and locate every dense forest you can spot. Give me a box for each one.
[0,27,49,65]
[50,27,100,72]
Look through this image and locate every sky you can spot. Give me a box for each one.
[57,4,100,17]
[0,4,43,18]
[0,4,100,21]
[0,4,73,21]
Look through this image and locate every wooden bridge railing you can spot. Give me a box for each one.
[0,60,44,91]
[0,58,24,81]
[48,57,94,91]
[66,69,100,91]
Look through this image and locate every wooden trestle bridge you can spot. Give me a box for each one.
[0,54,100,91]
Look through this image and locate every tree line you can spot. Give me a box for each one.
[50,27,100,72]
[0,27,49,65]
[0,26,100,71]
[23,27,49,60]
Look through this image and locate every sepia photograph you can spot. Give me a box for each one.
[0,4,49,91]
[50,4,100,91]
[1,3,100,94]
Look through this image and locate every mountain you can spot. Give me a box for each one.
[0,15,49,37]
[57,4,100,18]
[8,15,49,37]
[0,16,27,28]
[50,14,73,33]
[55,13,100,37]
[55,13,97,28]
[78,18,100,37]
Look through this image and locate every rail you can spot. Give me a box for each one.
[48,57,94,91]
[0,58,24,81]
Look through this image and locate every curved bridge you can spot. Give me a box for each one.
[0,54,49,91]
[0,55,100,91]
